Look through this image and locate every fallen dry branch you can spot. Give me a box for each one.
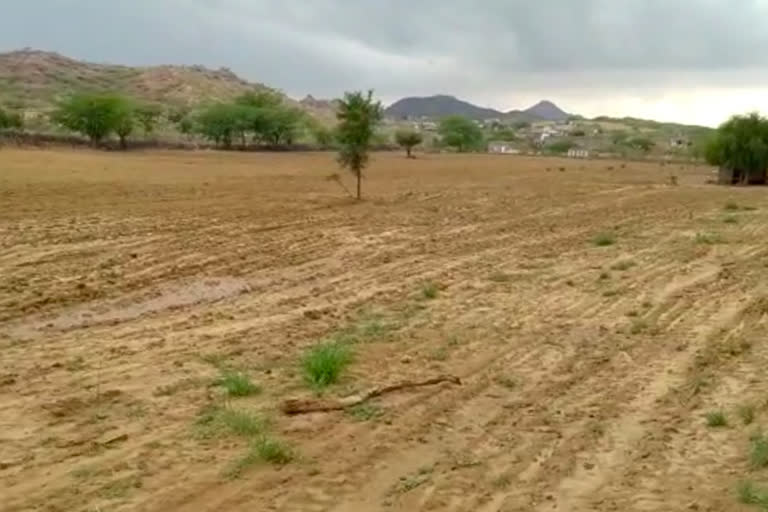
[281,374,462,415]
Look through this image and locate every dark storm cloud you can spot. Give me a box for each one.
[2,1,768,123]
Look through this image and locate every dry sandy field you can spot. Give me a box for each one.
[2,149,768,512]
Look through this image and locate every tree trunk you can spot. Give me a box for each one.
[119,135,127,150]
[406,146,412,158]
[356,170,361,200]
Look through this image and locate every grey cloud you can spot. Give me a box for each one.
[1,1,768,123]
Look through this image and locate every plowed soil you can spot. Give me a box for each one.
[2,149,768,512]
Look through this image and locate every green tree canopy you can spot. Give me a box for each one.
[336,90,383,199]
[706,112,768,179]
[52,93,132,144]
[438,116,484,152]
[0,108,23,130]
[395,129,423,158]
[135,103,163,135]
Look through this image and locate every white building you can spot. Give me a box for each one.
[567,148,590,159]
[488,141,521,154]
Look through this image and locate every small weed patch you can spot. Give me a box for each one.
[738,481,768,506]
[750,432,768,468]
[496,376,516,390]
[347,403,383,422]
[194,405,268,439]
[421,281,439,300]
[610,260,636,271]
[215,371,261,397]
[593,232,616,247]
[489,271,513,283]
[225,437,294,478]
[739,405,756,426]
[629,319,649,335]
[598,271,610,281]
[302,342,352,389]
[695,232,724,245]
[724,201,740,211]
[705,410,727,428]
[723,216,739,224]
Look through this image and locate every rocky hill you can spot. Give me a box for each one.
[0,49,283,112]
[385,95,570,121]
[385,95,504,120]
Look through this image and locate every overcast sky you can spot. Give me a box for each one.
[3,0,768,126]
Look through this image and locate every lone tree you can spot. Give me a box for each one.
[52,93,131,146]
[438,115,483,152]
[335,90,382,199]
[706,112,768,184]
[395,128,423,158]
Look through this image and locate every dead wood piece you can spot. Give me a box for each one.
[281,374,461,415]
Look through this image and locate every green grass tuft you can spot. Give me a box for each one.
[225,437,294,478]
[695,232,724,245]
[705,410,727,428]
[723,216,739,224]
[739,404,756,426]
[421,281,439,300]
[194,405,268,439]
[724,201,740,211]
[301,342,352,389]
[593,232,617,247]
[738,480,768,506]
[750,432,768,468]
[215,371,261,397]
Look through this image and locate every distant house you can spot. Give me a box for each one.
[488,141,520,154]
[567,148,590,159]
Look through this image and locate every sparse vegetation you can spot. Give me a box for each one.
[695,232,724,245]
[610,260,636,271]
[704,410,727,428]
[215,371,261,397]
[750,431,768,468]
[738,480,768,507]
[421,281,439,300]
[593,232,617,247]
[301,342,352,389]
[194,405,268,439]
[225,437,294,478]
[723,215,739,224]
[347,403,383,422]
[738,405,756,426]
[629,319,649,335]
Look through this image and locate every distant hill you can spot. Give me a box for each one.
[0,49,309,114]
[385,95,504,120]
[385,94,570,122]
[514,100,569,122]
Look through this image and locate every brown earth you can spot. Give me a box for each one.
[1,149,767,512]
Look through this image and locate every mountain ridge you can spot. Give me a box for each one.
[385,95,571,121]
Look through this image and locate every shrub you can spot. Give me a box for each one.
[593,232,616,247]
[302,342,352,388]
[215,371,261,397]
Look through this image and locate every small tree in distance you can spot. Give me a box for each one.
[438,115,483,152]
[335,90,382,200]
[395,129,423,158]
